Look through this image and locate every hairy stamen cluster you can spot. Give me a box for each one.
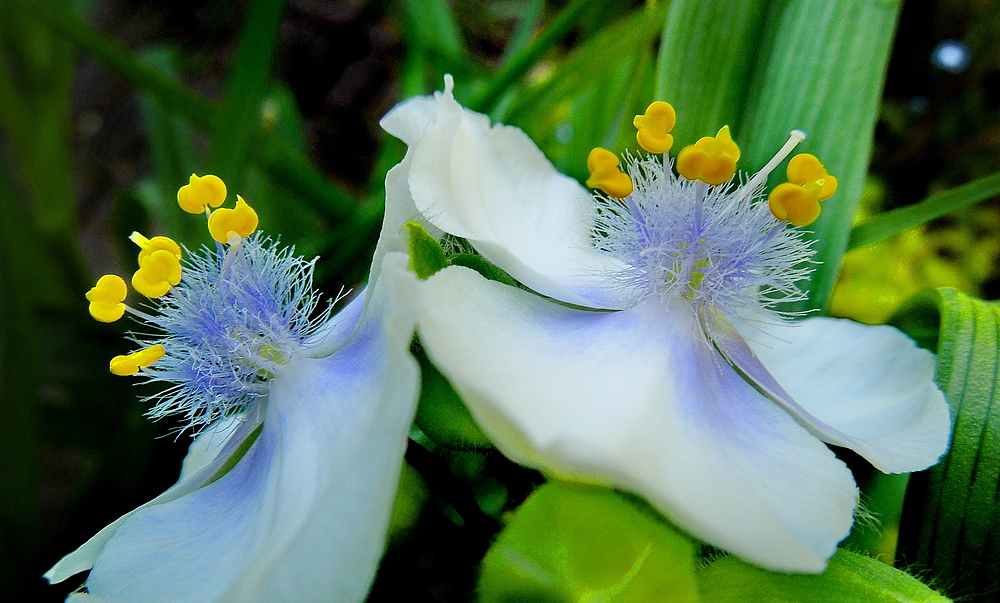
[593,156,815,319]
[132,234,332,429]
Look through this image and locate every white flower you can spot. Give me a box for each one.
[381,77,952,573]
[45,179,422,602]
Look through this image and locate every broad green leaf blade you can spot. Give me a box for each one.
[849,171,1000,250]
[655,0,770,150]
[895,288,1000,602]
[699,550,949,603]
[739,0,902,313]
[479,482,701,603]
[209,0,287,191]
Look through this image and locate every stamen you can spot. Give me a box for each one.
[86,274,128,323]
[743,130,806,192]
[208,195,259,243]
[676,126,741,186]
[767,150,838,227]
[633,101,677,154]
[130,232,182,264]
[177,174,227,214]
[132,250,182,298]
[586,148,634,198]
[110,344,165,376]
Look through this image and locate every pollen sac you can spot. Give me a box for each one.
[208,195,259,243]
[676,125,741,186]
[786,153,838,200]
[130,232,182,264]
[86,274,128,323]
[132,249,182,298]
[633,101,677,154]
[110,344,166,376]
[767,154,838,227]
[768,181,823,227]
[586,148,634,198]
[177,173,227,214]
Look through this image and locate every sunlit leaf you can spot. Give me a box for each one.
[699,550,949,603]
[479,482,701,603]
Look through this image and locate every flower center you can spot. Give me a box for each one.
[588,117,834,320]
[84,175,332,431]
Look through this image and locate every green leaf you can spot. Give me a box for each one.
[135,46,204,246]
[468,0,606,114]
[894,288,1000,602]
[655,0,770,150]
[0,0,77,238]
[739,0,903,313]
[405,221,448,279]
[479,482,701,603]
[503,4,664,181]
[849,171,1000,250]
[401,0,465,63]
[15,0,360,224]
[699,550,949,603]
[208,0,287,191]
[414,350,491,449]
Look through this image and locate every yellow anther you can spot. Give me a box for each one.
[132,249,182,298]
[208,195,259,243]
[177,174,227,214]
[130,232,182,264]
[110,345,166,376]
[768,154,837,227]
[768,181,824,227]
[676,125,741,186]
[585,148,633,199]
[786,153,838,200]
[86,274,128,323]
[633,101,677,154]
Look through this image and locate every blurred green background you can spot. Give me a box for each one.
[2,0,999,600]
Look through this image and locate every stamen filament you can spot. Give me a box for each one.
[744,130,806,192]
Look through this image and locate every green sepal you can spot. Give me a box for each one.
[478,482,701,603]
[699,549,949,603]
[893,288,1000,601]
[447,253,517,287]
[414,348,491,449]
[405,221,448,279]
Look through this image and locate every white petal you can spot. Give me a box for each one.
[382,84,625,309]
[177,415,245,482]
[55,254,421,602]
[44,414,264,585]
[418,266,859,572]
[730,316,952,474]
